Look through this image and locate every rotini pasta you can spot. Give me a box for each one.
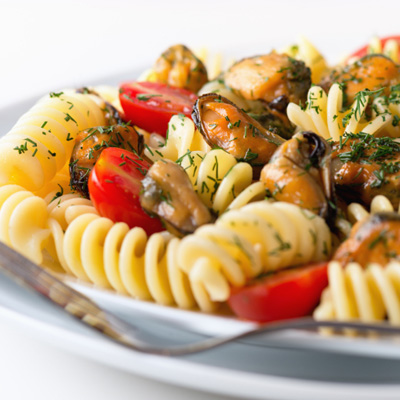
[144,114,210,163]
[35,197,330,313]
[44,200,203,308]
[195,47,233,80]
[33,163,72,199]
[347,195,399,224]
[90,85,121,111]
[314,261,400,325]
[0,91,107,191]
[178,201,331,310]
[0,185,50,265]
[281,36,328,83]
[178,148,266,215]
[143,115,265,215]
[287,84,392,141]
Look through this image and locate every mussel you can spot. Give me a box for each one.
[332,133,400,208]
[140,159,213,236]
[192,94,285,169]
[320,55,400,106]
[70,124,143,197]
[153,44,208,93]
[224,52,311,107]
[198,79,295,139]
[334,212,400,266]
[260,131,335,220]
[248,105,295,139]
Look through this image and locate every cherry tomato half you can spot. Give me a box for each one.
[88,147,164,235]
[228,263,329,322]
[119,81,198,136]
[345,35,400,64]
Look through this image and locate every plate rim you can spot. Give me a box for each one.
[2,301,400,400]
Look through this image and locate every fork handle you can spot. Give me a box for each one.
[0,241,156,351]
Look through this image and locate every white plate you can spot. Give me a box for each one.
[3,269,400,400]
[3,78,400,400]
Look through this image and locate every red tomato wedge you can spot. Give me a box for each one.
[119,81,198,136]
[345,35,400,64]
[88,147,164,235]
[228,263,328,322]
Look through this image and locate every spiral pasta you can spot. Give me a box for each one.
[143,115,265,215]
[0,91,107,192]
[144,114,210,163]
[347,195,398,224]
[178,201,331,310]
[0,185,50,265]
[287,84,392,141]
[90,85,122,112]
[39,197,331,313]
[281,36,328,83]
[43,193,98,271]
[314,261,400,325]
[46,205,200,308]
[33,163,72,200]
[178,148,266,215]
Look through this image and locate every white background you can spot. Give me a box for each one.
[1,0,400,399]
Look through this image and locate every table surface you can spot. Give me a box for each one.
[1,0,400,399]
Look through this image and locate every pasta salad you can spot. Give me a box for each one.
[1,37,400,325]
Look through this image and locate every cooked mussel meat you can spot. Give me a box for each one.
[224,52,311,108]
[153,44,208,93]
[140,160,213,235]
[260,131,335,220]
[334,212,400,266]
[198,79,295,139]
[332,133,400,208]
[70,124,143,197]
[192,94,285,167]
[248,105,295,139]
[320,55,400,106]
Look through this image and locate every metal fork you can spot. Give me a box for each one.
[1,241,400,356]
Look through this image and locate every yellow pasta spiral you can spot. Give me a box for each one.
[178,201,331,310]
[347,195,398,224]
[287,84,392,141]
[40,197,331,313]
[45,206,198,309]
[44,195,257,311]
[144,115,265,216]
[314,261,400,325]
[144,114,210,163]
[0,185,50,265]
[178,148,265,216]
[44,193,99,273]
[0,91,107,192]
[281,36,328,83]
